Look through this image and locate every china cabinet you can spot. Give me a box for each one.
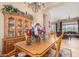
[2,12,31,54]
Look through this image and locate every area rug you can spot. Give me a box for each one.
[46,48,72,57]
[59,48,72,57]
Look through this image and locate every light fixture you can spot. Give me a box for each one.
[25,2,45,13]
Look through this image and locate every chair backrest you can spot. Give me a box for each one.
[24,33,28,41]
[50,32,55,35]
[48,32,55,38]
[56,32,62,37]
[55,33,63,57]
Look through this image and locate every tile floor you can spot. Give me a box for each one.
[61,37,79,57]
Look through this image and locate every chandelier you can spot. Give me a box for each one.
[27,2,45,12]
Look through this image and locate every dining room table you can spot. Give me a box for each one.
[14,34,57,57]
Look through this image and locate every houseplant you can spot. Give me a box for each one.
[2,5,22,13]
[27,14,34,20]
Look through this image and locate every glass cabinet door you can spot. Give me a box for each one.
[8,17,15,38]
[17,19,22,36]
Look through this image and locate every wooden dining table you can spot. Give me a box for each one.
[14,34,57,57]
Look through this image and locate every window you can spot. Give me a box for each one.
[62,22,78,33]
[51,24,56,32]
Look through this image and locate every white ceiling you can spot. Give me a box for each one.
[47,2,79,23]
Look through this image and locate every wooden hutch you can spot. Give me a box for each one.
[2,12,31,54]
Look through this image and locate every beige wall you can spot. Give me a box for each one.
[34,11,43,26]
[0,11,4,52]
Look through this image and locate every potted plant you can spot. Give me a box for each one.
[2,5,23,14]
[27,14,34,20]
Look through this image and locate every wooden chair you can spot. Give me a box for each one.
[53,32,63,56]
[24,33,28,40]
[0,49,16,57]
[44,33,64,57]
[55,35,62,56]
[54,33,64,57]
[50,32,55,35]
[1,49,28,57]
[48,32,55,37]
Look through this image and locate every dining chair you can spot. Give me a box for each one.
[53,33,64,57]
[24,32,28,41]
[44,33,64,57]
[48,32,55,37]
[0,49,16,57]
[0,49,28,57]
[55,35,62,57]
